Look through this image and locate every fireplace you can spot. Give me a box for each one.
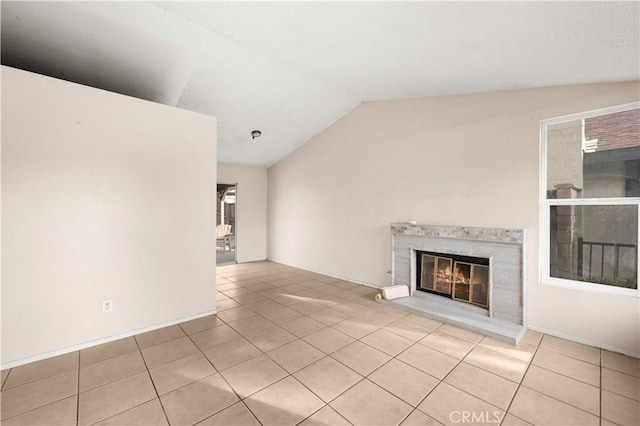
[416,250,490,309]
[384,223,526,344]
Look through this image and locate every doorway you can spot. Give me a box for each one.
[216,183,236,265]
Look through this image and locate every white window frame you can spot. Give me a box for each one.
[540,102,640,297]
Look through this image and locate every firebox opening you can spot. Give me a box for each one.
[416,250,490,309]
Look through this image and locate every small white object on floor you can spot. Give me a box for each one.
[382,285,410,300]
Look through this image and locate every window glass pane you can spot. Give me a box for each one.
[549,205,638,289]
[547,108,640,199]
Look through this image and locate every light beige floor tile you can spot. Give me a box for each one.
[418,382,504,426]
[463,346,529,383]
[508,386,598,426]
[538,335,600,365]
[299,405,350,426]
[135,325,186,349]
[349,286,379,296]
[419,331,475,359]
[602,350,640,377]
[478,337,536,363]
[216,306,258,323]
[197,401,260,426]
[602,368,640,400]
[78,371,156,426]
[190,324,241,350]
[266,339,325,373]
[202,337,262,371]
[2,395,77,426]
[160,373,239,425]
[303,327,355,354]
[444,362,518,410]
[227,315,276,336]
[247,282,276,292]
[520,330,543,347]
[96,398,168,425]
[216,298,241,311]
[217,283,240,292]
[521,365,599,415]
[80,337,138,367]
[397,344,458,380]
[331,341,392,376]
[220,354,288,398]
[400,409,442,425]
[216,293,229,301]
[500,413,533,425]
[368,359,439,407]
[356,311,401,328]
[331,301,372,317]
[244,326,297,352]
[222,287,256,298]
[294,357,363,403]
[361,328,414,357]
[436,324,483,344]
[3,352,78,389]
[330,379,413,426]
[149,353,216,395]
[233,292,268,305]
[531,348,599,387]
[0,369,78,420]
[140,336,200,368]
[281,316,327,337]
[384,319,433,341]
[244,376,325,426]
[179,315,225,335]
[602,390,640,426]
[308,308,350,325]
[257,306,303,324]
[331,318,378,339]
[403,314,443,331]
[80,350,146,392]
[269,293,304,306]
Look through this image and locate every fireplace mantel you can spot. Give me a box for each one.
[391,223,524,244]
[384,223,526,344]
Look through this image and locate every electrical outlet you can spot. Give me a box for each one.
[102,299,113,313]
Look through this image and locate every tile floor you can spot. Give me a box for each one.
[1,261,639,426]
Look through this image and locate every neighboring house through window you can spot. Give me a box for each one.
[541,103,640,295]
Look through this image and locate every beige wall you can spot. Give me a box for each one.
[218,164,267,263]
[268,81,640,355]
[1,67,217,365]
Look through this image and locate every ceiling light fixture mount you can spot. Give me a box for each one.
[251,130,262,140]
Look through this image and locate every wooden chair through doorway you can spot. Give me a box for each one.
[216,224,233,251]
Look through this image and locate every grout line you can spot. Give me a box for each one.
[132,336,171,426]
[1,368,12,390]
[76,351,81,426]
[180,322,266,425]
[600,349,603,426]
[499,339,542,425]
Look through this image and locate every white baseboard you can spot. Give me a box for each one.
[527,325,640,359]
[1,310,217,370]
[267,258,383,290]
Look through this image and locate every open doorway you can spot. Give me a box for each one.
[216,183,236,265]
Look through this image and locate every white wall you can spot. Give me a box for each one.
[218,164,267,263]
[2,66,217,365]
[268,81,640,355]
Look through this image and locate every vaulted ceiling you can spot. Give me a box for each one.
[2,1,638,167]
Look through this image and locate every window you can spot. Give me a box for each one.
[541,103,640,296]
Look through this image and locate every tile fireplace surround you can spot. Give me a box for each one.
[384,224,526,344]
